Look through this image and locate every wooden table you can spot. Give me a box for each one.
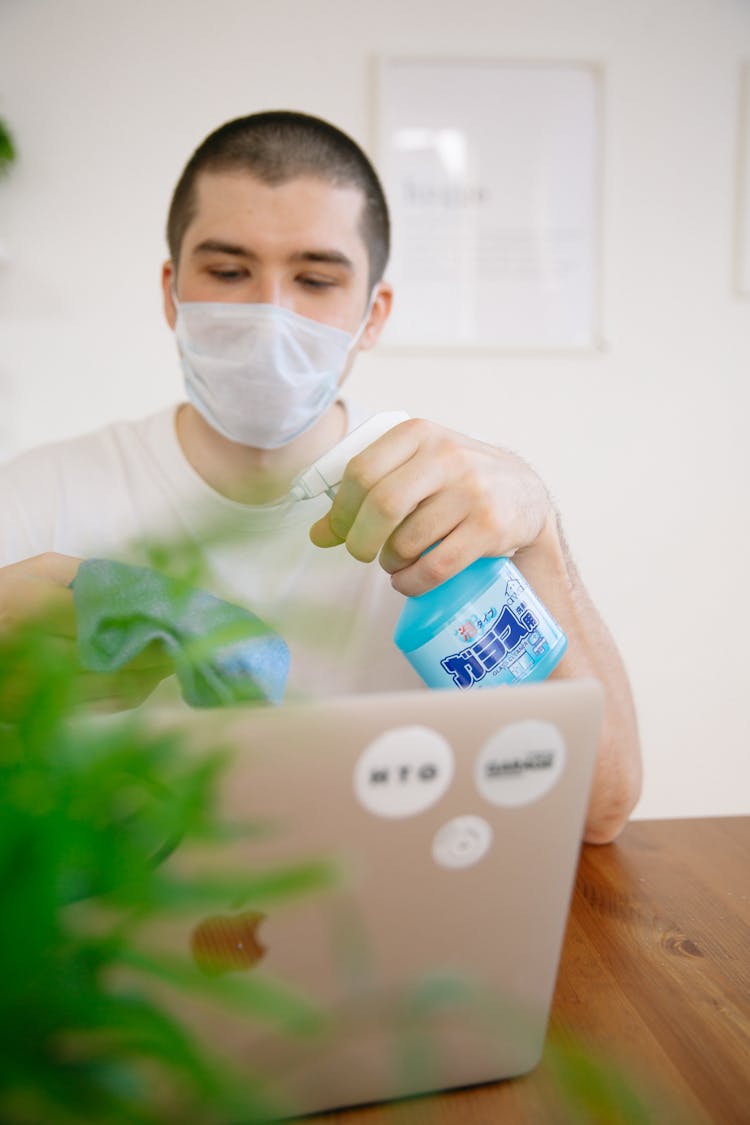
[308,817,750,1125]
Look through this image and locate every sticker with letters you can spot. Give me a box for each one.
[353,725,454,819]
[474,720,566,807]
[432,815,493,869]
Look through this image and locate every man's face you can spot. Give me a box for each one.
[163,169,391,351]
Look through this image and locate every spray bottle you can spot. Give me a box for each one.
[291,412,567,691]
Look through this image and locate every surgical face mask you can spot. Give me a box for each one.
[173,297,373,449]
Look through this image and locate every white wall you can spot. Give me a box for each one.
[1,0,749,820]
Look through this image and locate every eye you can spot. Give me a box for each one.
[209,268,247,282]
[298,274,338,290]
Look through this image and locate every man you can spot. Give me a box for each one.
[0,111,641,842]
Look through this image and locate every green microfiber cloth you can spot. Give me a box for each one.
[71,558,290,707]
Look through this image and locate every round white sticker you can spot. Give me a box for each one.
[432,815,493,869]
[353,725,454,819]
[474,720,566,807]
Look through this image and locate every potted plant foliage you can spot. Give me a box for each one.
[0,599,334,1125]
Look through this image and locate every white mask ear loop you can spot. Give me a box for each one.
[348,286,380,353]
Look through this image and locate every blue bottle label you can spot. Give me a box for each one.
[403,564,567,690]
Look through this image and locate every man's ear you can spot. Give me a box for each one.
[162,260,177,329]
[358,280,393,351]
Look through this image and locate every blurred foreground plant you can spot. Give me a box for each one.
[0,117,16,178]
[0,612,332,1125]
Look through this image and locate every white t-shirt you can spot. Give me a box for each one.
[0,404,423,700]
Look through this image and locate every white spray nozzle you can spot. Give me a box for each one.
[290,411,410,501]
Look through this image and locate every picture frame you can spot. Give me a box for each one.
[734,62,750,297]
[374,57,604,352]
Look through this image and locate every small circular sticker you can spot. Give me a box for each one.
[353,725,454,819]
[475,721,566,807]
[432,815,493,869]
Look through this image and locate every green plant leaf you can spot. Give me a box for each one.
[0,118,17,176]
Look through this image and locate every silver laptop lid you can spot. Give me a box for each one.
[132,678,603,1119]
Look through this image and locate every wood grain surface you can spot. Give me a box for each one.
[306,817,750,1125]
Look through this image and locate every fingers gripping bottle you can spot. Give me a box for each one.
[291,412,567,691]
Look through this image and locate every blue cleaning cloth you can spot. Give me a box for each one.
[71,559,289,707]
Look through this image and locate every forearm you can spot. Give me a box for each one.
[514,513,642,845]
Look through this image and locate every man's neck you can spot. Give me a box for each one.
[175,401,349,505]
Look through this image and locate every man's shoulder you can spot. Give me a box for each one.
[0,406,185,566]
[0,406,179,486]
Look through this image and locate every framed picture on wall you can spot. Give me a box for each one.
[375,58,603,351]
[735,63,750,297]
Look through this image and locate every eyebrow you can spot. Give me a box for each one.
[192,239,354,271]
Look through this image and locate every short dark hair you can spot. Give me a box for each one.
[167,110,390,289]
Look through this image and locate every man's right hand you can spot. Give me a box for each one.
[0,552,173,714]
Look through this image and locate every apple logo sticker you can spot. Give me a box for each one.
[191,911,267,976]
[353,725,454,818]
[474,720,566,807]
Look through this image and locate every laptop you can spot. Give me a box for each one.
[136,677,603,1120]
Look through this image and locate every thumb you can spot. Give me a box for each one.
[309,515,346,548]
